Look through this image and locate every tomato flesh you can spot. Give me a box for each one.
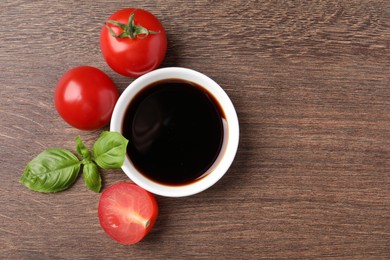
[54,66,118,130]
[98,182,158,245]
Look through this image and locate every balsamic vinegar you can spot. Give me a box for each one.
[122,79,224,185]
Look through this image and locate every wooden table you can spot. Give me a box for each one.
[1,1,389,259]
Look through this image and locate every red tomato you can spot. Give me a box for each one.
[100,8,167,77]
[98,182,158,245]
[54,66,119,130]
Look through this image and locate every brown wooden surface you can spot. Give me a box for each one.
[1,1,389,259]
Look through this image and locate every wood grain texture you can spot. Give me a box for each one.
[1,0,389,259]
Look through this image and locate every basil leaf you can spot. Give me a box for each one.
[20,148,81,192]
[93,131,128,169]
[75,136,91,161]
[82,162,101,193]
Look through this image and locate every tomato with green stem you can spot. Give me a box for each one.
[100,8,167,77]
[98,182,158,245]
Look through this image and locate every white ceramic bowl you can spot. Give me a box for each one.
[110,67,239,197]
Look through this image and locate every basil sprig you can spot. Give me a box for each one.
[20,131,128,193]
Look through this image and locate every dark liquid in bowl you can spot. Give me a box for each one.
[122,79,224,185]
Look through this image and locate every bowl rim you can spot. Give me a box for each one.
[110,67,239,197]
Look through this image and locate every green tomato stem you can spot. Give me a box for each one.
[105,12,159,40]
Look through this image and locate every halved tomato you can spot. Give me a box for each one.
[98,182,158,244]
